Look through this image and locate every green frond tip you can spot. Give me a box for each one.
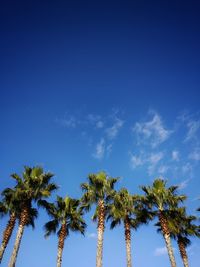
[43,195,86,239]
[80,171,119,219]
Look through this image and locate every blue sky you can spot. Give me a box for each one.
[1,0,200,266]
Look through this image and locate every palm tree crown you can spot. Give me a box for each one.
[43,195,86,267]
[81,171,118,211]
[141,179,186,212]
[81,171,118,267]
[107,188,151,267]
[43,196,86,237]
[107,188,149,229]
[156,207,199,267]
[8,166,57,267]
[141,178,186,267]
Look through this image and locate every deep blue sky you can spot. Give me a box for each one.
[1,1,200,267]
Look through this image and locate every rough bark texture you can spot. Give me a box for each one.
[0,213,16,263]
[96,200,105,267]
[159,212,177,267]
[8,206,29,267]
[124,217,132,267]
[178,240,189,267]
[56,223,67,267]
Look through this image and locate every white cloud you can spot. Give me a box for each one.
[133,111,171,147]
[172,150,179,161]
[178,179,190,190]
[106,117,124,139]
[149,152,164,165]
[154,246,176,256]
[130,154,144,169]
[93,138,105,159]
[189,149,200,161]
[96,121,104,129]
[185,120,200,142]
[87,232,97,239]
[158,165,169,174]
[106,144,113,156]
[154,247,168,256]
[87,114,104,129]
[182,162,193,177]
[93,139,113,159]
[130,151,164,175]
[147,152,164,175]
[56,115,77,128]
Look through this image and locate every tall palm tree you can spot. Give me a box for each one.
[0,188,38,264]
[0,188,20,263]
[8,166,58,267]
[107,188,151,267]
[42,196,86,267]
[81,171,118,267]
[141,179,186,267]
[156,207,200,267]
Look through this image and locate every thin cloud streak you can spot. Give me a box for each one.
[133,111,172,148]
[93,138,105,160]
[106,117,124,140]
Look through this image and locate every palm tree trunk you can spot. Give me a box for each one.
[56,223,67,267]
[124,218,132,267]
[96,200,105,267]
[0,213,16,263]
[159,212,176,267]
[8,206,29,267]
[178,239,189,267]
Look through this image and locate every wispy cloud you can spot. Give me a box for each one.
[106,117,124,139]
[185,120,200,142]
[56,110,124,160]
[182,162,193,177]
[148,152,164,165]
[189,148,200,161]
[172,150,179,161]
[158,165,169,174]
[87,114,104,129]
[96,121,104,129]
[93,138,105,159]
[154,246,176,256]
[106,144,113,157]
[129,151,164,175]
[147,152,164,175]
[130,154,144,169]
[178,179,190,190]
[56,115,78,128]
[133,111,172,148]
[154,247,168,256]
[87,232,97,239]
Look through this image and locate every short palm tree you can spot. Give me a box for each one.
[42,196,86,267]
[141,179,186,267]
[156,207,200,267]
[0,188,20,263]
[107,188,151,267]
[81,171,118,267]
[8,166,58,267]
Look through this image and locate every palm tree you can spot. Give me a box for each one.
[8,166,58,267]
[156,207,200,267]
[42,196,86,267]
[0,188,38,264]
[107,188,151,267]
[141,179,186,267]
[81,171,118,267]
[0,188,20,263]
